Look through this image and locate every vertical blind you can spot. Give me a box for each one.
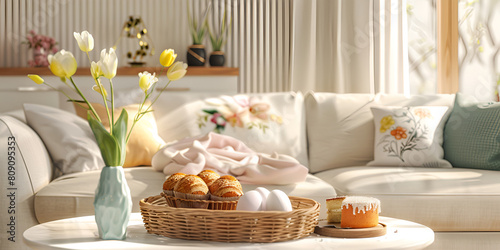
[0,0,292,93]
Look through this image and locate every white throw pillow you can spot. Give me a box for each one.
[152,92,308,166]
[368,106,452,168]
[24,104,104,175]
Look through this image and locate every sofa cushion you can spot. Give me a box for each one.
[368,106,451,168]
[315,166,500,231]
[444,93,500,170]
[305,92,455,173]
[34,167,336,223]
[151,92,308,166]
[24,104,104,175]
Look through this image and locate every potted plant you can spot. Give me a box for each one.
[23,30,59,67]
[207,3,231,67]
[187,2,211,66]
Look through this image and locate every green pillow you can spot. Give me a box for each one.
[443,93,500,170]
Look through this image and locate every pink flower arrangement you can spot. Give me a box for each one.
[24,30,58,67]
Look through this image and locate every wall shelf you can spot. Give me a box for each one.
[0,66,239,76]
[0,66,239,112]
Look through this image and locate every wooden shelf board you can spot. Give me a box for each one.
[0,66,239,76]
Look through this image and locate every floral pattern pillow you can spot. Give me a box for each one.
[198,95,283,134]
[152,92,308,166]
[368,106,452,168]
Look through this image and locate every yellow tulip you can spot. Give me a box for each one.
[48,50,77,78]
[138,71,158,93]
[167,61,188,81]
[98,48,118,79]
[159,49,177,67]
[73,31,94,52]
[27,74,44,84]
[92,84,108,98]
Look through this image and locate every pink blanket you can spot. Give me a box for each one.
[152,132,308,184]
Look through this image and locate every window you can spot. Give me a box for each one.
[410,0,499,101]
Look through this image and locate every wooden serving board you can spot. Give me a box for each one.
[314,220,387,238]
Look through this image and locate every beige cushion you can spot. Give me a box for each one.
[34,167,336,223]
[74,103,166,168]
[305,92,375,173]
[315,166,500,231]
[305,92,455,173]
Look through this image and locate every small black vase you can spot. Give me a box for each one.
[187,45,206,66]
[209,51,225,67]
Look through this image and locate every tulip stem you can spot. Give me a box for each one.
[109,79,115,133]
[126,78,171,143]
[126,118,137,143]
[147,79,172,112]
[86,52,92,66]
[42,82,88,111]
[69,77,101,123]
[96,79,113,132]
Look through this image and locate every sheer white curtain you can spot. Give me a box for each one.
[290,0,409,94]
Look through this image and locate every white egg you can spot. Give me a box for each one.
[236,190,263,211]
[265,190,292,212]
[255,187,270,210]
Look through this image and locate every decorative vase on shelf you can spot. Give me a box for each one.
[209,51,225,66]
[187,44,206,66]
[31,48,50,67]
[94,166,132,240]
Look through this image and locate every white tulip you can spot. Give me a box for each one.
[73,31,94,52]
[167,61,188,81]
[138,71,158,93]
[98,48,118,79]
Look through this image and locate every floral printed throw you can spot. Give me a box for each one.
[197,95,283,134]
[368,106,452,168]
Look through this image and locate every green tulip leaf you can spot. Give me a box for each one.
[113,109,128,165]
[203,109,219,115]
[67,99,85,103]
[87,112,121,166]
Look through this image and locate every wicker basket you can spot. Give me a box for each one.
[140,194,320,243]
[161,192,238,210]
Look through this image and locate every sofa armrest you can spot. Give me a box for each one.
[0,115,53,250]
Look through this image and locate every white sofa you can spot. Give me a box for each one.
[1,91,500,250]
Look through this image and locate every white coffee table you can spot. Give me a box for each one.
[24,213,434,250]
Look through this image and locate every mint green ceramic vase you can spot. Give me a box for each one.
[94,166,132,240]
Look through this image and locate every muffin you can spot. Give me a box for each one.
[173,175,210,208]
[209,175,243,202]
[162,173,186,196]
[197,170,220,187]
[209,175,242,194]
